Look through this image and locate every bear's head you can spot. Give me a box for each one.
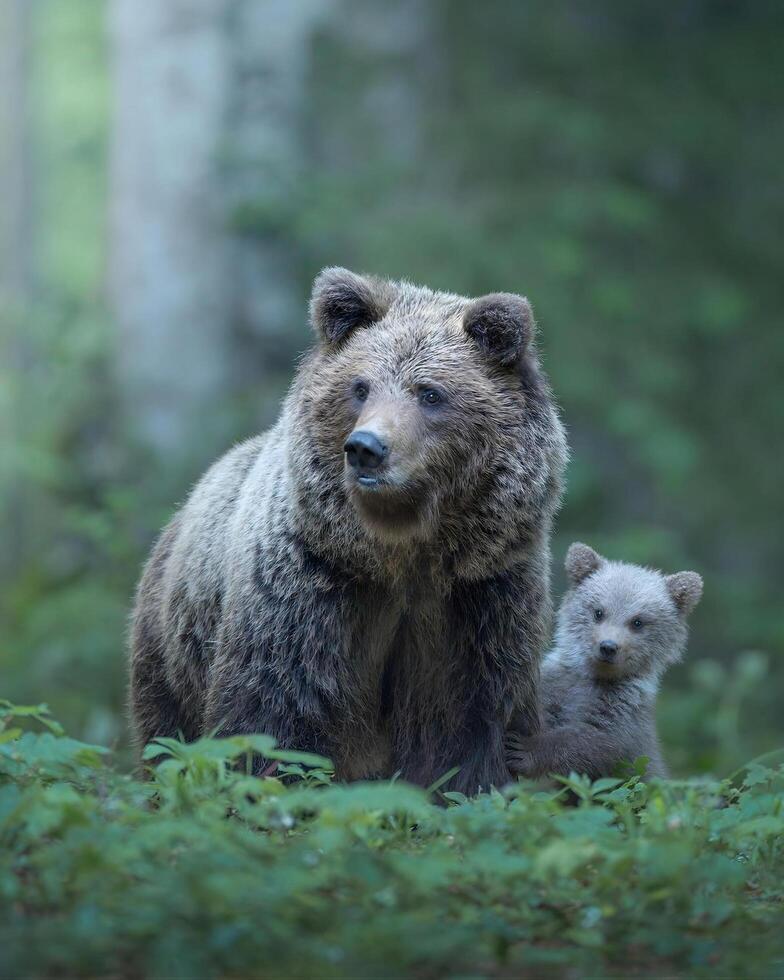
[555,542,704,682]
[292,267,566,569]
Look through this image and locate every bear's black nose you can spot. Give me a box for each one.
[344,430,388,471]
[598,640,618,661]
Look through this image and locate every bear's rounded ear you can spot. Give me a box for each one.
[565,542,604,586]
[310,267,395,346]
[665,571,703,617]
[463,293,534,367]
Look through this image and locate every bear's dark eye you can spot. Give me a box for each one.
[630,617,644,631]
[353,380,369,402]
[594,608,604,622]
[419,387,444,407]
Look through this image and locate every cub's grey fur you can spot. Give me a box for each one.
[130,268,568,794]
[507,543,703,781]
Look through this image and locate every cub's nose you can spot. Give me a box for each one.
[344,430,388,471]
[598,640,618,662]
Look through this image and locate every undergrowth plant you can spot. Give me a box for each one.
[1,700,783,979]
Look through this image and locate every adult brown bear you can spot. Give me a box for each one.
[130,268,567,793]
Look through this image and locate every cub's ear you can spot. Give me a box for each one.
[463,293,534,367]
[665,571,703,616]
[310,267,395,346]
[565,542,604,586]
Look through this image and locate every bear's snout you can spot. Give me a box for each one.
[344,430,388,479]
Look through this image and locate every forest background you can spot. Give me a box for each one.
[2,0,783,776]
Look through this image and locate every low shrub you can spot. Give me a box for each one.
[1,700,783,978]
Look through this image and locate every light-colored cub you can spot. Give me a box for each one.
[507,543,703,781]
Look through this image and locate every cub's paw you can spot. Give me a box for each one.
[504,732,538,778]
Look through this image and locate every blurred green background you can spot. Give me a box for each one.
[1,0,782,774]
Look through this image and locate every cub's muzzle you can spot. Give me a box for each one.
[598,640,619,663]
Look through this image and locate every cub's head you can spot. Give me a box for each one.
[557,542,703,682]
[298,266,562,548]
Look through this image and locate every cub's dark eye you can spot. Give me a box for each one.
[353,381,369,402]
[419,388,444,407]
[594,608,604,622]
[631,617,644,631]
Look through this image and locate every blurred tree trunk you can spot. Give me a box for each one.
[108,0,334,458]
[0,0,34,307]
[225,0,335,380]
[0,0,33,305]
[315,0,435,169]
[0,0,34,579]
[108,0,235,457]
[303,0,441,278]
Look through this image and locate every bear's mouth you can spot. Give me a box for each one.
[345,459,403,495]
[346,467,422,500]
[356,473,381,489]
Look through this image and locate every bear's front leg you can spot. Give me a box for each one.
[393,566,545,795]
[201,565,362,774]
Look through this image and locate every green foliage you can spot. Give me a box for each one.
[2,703,784,978]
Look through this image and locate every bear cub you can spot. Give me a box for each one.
[507,542,703,781]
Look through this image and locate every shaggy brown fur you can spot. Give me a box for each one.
[129,268,568,793]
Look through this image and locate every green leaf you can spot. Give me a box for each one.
[591,777,625,795]
[426,766,462,796]
[442,791,468,805]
